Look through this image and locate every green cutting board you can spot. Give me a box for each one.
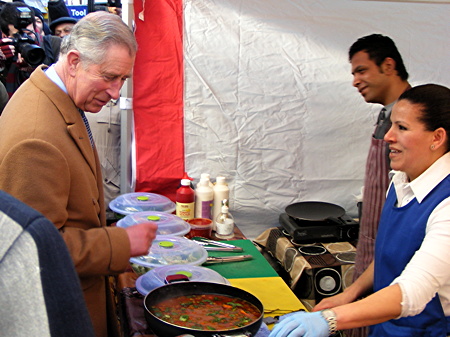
[204,239,278,279]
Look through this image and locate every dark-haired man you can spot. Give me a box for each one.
[346,34,411,337]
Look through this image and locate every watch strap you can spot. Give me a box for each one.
[321,309,338,335]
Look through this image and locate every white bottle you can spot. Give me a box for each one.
[213,176,230,228]
[195,178,214,219]
[215,200,235,239]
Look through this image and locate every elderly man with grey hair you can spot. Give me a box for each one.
[0,11,158,337]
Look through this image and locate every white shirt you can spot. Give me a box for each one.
[389,152,450,317]
[44,64,67,93]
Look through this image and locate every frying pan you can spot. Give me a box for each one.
[285,201,345,222]
[144,281,264,337]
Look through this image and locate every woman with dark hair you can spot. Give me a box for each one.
[269,84,450,337]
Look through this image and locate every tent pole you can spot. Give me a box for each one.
[120,0,136,194]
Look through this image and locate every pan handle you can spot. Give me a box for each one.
[211,333,252,337]
[177,333,252,337]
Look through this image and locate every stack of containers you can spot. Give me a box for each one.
[109,191,209,275]
[108,174,233,286]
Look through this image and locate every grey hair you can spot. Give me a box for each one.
[60,11,137,66]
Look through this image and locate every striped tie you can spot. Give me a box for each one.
[79,109,95,148]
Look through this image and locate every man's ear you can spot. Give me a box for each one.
[66,50,81,76]
[381,57,396,76]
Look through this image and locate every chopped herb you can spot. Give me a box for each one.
[179,315,189,322]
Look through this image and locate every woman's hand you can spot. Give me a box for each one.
[268,311,329,337]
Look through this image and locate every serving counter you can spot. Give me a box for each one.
[114,227,306,337]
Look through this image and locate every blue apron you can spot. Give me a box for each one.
[370,175,450,337]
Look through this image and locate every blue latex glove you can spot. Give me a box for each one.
[268,311,329,337]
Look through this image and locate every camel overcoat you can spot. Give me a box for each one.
[0,65,130,337]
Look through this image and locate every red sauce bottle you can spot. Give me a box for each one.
[176,179,195,220]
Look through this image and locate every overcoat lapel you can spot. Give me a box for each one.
[31,65,98,176]
[67,122,97,175]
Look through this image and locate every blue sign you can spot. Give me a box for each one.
[67,5,87,20]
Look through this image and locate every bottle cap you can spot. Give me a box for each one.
[216,176,226,184]
[200,173,211,180]
[181,179,191,186]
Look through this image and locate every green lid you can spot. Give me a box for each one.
[147,215,161,221]
[136,196,149,201]
[159,241,174,248]
[175,271,193,278]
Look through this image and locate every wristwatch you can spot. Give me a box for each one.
[321,309,338,335]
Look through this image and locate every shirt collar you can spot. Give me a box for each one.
[391,152,450,204]
[44,64,67,94]
[383,101,395,119]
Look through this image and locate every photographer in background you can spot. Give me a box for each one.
[0,2,61,97]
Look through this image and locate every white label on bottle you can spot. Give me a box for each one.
[176,202,195,220]
[215,218,234,236]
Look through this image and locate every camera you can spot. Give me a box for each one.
[10,7,45,66]
[11,33,45,66]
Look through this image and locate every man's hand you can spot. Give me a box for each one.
[125,221,158,257]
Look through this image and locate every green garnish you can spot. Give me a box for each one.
[179,315,189,322]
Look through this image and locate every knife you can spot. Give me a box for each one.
[203,246,244,252]
[203,254,253,264]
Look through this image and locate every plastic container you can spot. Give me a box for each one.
[109,192,176,218]
[130,235,208,272]
[116,211,190,237]
[135,264,230,295]
[213,176,230,227]
[186,218,213,239]
[195,178,214,219]
[215,200,235,239]
[176,179,195,221]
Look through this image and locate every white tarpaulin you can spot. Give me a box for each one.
[183,0,450,238]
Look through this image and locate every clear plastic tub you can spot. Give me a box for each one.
[130,235,208,273]
[117,211,190,237]
[109,192,176,218]
[136,264,230,295]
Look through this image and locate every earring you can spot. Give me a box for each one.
[431,144,435,150]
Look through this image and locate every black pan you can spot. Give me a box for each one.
[144,281,264,337]
[285,201,345,222]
